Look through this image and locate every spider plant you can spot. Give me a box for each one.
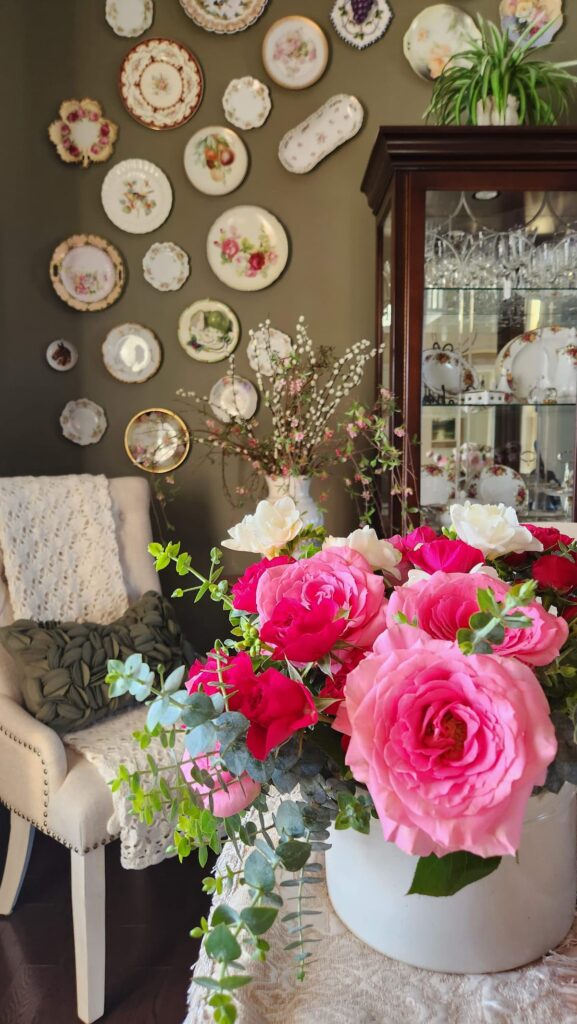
[425,14,577,126]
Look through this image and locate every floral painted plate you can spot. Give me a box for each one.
[50,234,125,312]
[495,325,577,401]
[207,206,289,292]
[178,299,240,362]
[124,408,190,472]
[262,17,329,90]
[184,126,248,195]
[420,464,454,505]
[60,399,107,446]
[142,241,190,291]
[403,4,480,81]
[102,323,162,383]
[247,326,292,377]
[105,0,154,37]
[101,159,172,234]
[222,77,271,130]
[46,339,78,372]
[48,98,118,167]
[119,38,203,130]
[500,0,562,47]
[478,464,527,509]
[279,94,364,174]
[422,344,478,395]
[178,0,269,34]
[209,375,259,423]
[330,0,393,50]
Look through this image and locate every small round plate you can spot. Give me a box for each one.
[478,465,527,509]
[422,345,478,396]
[262,16,329,90]
[143,241,190,291]
[209,375,258,423]
[102,323,162,383]
[178,0,269,33]
[247,326,292,377]
[125,408,190,473]
[50,234,125,312]
[403,4,480,81]
[46,339,78,372]
[330,0,393,50]
[60,399,107,446]
[119,38,203,130]
[420,464,454,506]
[207,205,289,292]
[101,159,172,234]
[105,0,154,37]
[184,125,248,196]
[222,77,271,130]
[178,299,240,362]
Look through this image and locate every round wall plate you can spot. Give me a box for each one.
[142,241,190,291]
[262,16,329,90]
[222,77,271,130]
[178,299,240,362]
[209,375,259,422]
[184,125,248,195]
[102,323,162,383]
[207,205,288,291]
[101,158,172,234]
[60,399,107,446]
[105,0,154,37]
[178,0,269,34]
[119,38,203,130]
[124,408,190,472]
[50,234,125,312]
[46,339,78,372]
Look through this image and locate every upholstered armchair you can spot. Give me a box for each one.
[0,476,160,1023]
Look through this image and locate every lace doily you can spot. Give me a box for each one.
[66,705,185,870]
[186,841,577,1024]
[0,474,127,623]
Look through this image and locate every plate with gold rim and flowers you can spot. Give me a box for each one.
[207,206,289,292]
[124,408,190,473]
[422,343,478,396]
[143,242,190,291]
[105,0,154,37]
[222,77,271,130]
[209,375,259,423]
[102,323,162,383]
[119,38,203,130]
[178,0,269,34]
[101,159,173,234]
[262,16,329,90]
[48,98,118,168]
[50,234,125,312]
[60,399,107,446]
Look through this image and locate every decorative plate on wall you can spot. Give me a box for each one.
[178,0,269,34]
[222,77,271,130]
[499,0,562,47]
[102,323,162,383]
[178,299,240,362]
[330,0,393,50]
[403,4,480,81]
[46,339,78,372]
[279,94,364,174]
[50,234,125,312]
[184,126,248,195]
[105,0,154,37]
[119,38,203,130]
[209,375,259,423]
[101,158,173,233]
[124,408,190,472]
[207,206,289,291]
[247,326,292,377]
[48,98,118,167]
[60,399,107,446]
[262,17,329,90]
[142,241,190,291]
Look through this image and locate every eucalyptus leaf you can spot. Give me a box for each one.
[240,906,278,935]
[185,722,218,758]
[408,851,502,897]
[204,923,241,963]
[277,839,312,871]
[243,851,276,892]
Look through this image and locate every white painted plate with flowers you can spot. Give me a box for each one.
[403,4,480,81]
[209,376,259,423]
[247,326,292,377]
[207,206,289,292]
[143,242,190,291]
[262,16,329,90]
[184,126,248,196]
[101,159,173,234]
[477,464,527,509]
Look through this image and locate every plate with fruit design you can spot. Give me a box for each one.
[184,126,248,196]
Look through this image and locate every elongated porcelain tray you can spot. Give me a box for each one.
[278,94,364,174]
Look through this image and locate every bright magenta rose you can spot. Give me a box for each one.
[231,556,295,613]
[532,552,577,593]
[181,749,260,818]
[256,547,387,665]
[387,571,568,667]
[407,537,484,574]
[334,625,557,858]
[387,526,438,581]
[187,651,318,760]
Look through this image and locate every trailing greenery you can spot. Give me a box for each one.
[425,15,577,126]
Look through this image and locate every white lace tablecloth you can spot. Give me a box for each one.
[186,841,577,1024]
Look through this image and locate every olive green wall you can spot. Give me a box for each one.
[1,0,575,645]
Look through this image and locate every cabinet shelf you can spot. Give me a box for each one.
[422,401,576,408]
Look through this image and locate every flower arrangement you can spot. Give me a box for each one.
[108,499,577,1021]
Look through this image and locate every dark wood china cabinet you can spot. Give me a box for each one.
[362,127,577,534]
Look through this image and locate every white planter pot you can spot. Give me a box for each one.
[326,785,576,974]
[476,94,520,126]
[265,474,323,528]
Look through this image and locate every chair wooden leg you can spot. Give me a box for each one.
[71,846,106,1024]
[0,812,35,915]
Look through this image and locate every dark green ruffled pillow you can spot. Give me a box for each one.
[0,591,195,734]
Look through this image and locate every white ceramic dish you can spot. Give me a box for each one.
[500,0,562,47]
[420,464,454,505]
[120,38,203,130]
[102,323,162,383]
[60,399,107,446]
[247,326,292,377]
[50,234,125,312]
[403,4,480,81]
[209,375,259,423]
[262,16,329,90]
[178,299,240,362]
[478,464,527,509]
[222,77,271,130]
[554,343,577,402]
[46,340,78,372]
[494,326,577,402]
[330,0,393,50]
[279,94,364,174]
[48,98,118,167]
[124,408,190,472]
[184,126,248,196]
[422,344,478,395]
[101,159,172,234]
[178,0,269,34]
[207,205,288,292]
[105,0,153,37]
[142,241,190,291]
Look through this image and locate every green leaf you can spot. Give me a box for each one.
[147,542,164,557]
[204,923,242,962]
[476,587,499,615]
[276,840,312,872]
[240,906,278,935]
[274,800,305,838]
[214,711,249,750]
[243,850,276,892]
[185,722,218,758]
[407,851,502,897]
[212,905,240,926]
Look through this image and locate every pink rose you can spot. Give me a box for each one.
[181,750,260,818]
[222,238,239,259]
[231,556,295,613]
[387,526,438,582]
[387,571,568,667]
[407,537,484,574]
[249,251,266,272]
[334,625,557,857]
[256,547,387,665]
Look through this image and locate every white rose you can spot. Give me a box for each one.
[449,502,544,559]
[222,497,303,557]
[323,525,401,575]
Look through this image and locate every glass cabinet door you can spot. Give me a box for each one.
[419,189,577,527]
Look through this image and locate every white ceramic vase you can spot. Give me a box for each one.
[476,94,520,126]
[325,784,576,974]
[265,475,323,528]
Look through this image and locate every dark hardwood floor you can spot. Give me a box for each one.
[0,804,211,1024]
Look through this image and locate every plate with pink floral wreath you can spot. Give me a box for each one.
[119,38,203,130]
[262,16,329,90]
[50,234,125,312]
[101,159,173,234]
[207,206,289,292]
[178,0,269,34]
[478,464,527,509]
[48,98,118,167]
[184,125,248,196]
